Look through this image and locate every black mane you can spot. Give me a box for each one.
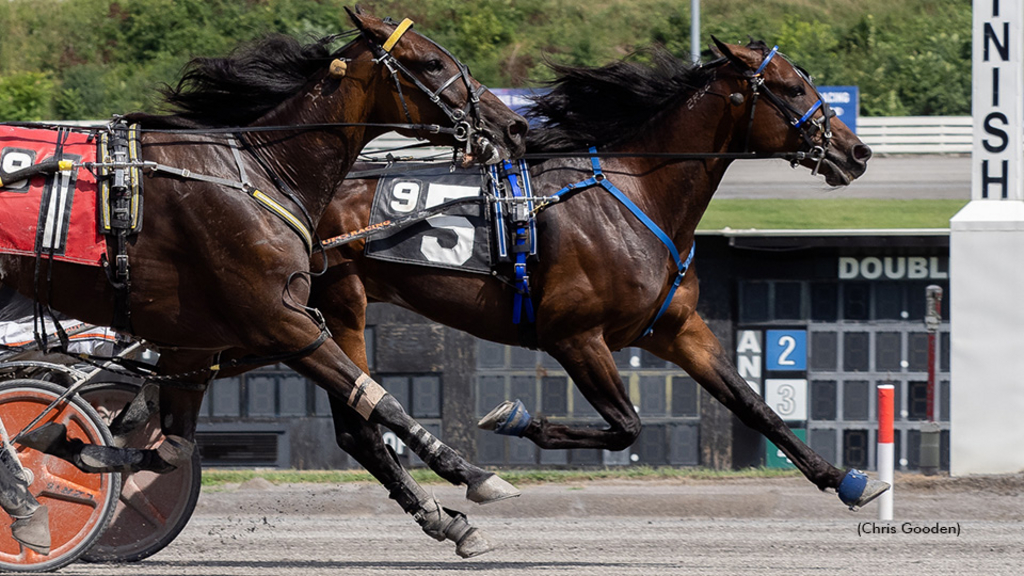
[526,44,767,152]
[126,34,350,128]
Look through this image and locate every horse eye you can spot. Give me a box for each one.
[787,84,807,98]
[424,59,445,74]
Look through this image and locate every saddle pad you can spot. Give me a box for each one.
[365,163,492,274]
[0,126,105,266]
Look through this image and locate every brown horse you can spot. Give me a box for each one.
[2,9,526,558]
[312,39,887,511]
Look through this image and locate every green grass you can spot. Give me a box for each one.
[697,199,968,231]
[201,466,802,488]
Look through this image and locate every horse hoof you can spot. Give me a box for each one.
[466,474,521,504]
[838,469,890,510]
[16,422,67,454]
[455,528,495,559]
[11,505,50,556]
[477,399,532,436]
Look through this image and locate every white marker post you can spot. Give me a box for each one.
[877,385,895,521]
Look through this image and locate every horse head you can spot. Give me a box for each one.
[346,9,527,164]
[712,38,871,186]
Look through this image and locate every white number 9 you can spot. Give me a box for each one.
[390,181,420,213]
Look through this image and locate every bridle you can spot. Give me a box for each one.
[736,45,835,174]
[361,18,491,161]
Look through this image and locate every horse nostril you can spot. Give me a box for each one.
[853,144,872,163]
[508,118,528,138]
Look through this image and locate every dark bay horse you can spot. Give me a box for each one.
[312,39,886,510]
[2,10,526,558]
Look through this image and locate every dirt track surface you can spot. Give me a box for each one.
[60,473,1024,576]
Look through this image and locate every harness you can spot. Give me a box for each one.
[0,16,496,379]
[322,44,836,344]
[742,45,834,173]
[369,18,492,162]
[490,160,537,325]
[549,148,695,338]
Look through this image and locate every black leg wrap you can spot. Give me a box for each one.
[17,422,179,474]
[108,384,159,441]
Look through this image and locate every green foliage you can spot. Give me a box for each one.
[0,0,972,121]
[0,72,55,120]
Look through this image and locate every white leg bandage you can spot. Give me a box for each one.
[348,373,388,420]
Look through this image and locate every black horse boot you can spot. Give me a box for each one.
[107,384,160,444]
[0,449,50,554]
[17,422,192,474]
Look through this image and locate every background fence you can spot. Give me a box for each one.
[364,116,975,156]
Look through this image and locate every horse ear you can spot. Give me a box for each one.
[345,8,390,45]
[711,36,751,71]
[345,7,364,30]
[345,6,374,34]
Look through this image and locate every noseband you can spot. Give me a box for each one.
[362,18,490,160]
[738,45,835,174]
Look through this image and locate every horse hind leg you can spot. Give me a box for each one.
[17,352,207,475]
[328,396,493,558]
[481,333,642,451]
[16,421,193,474]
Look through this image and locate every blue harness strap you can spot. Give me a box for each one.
[552,147,695,337]
[499,160,536,324]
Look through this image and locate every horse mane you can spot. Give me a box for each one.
[526,42,769,152]
[126,34,351,128]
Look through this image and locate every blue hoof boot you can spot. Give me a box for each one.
[838,469,890,511]
[477,399,532,437]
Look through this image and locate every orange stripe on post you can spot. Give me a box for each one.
[878,385,895,444]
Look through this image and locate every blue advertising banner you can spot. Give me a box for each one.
[493,85,859,133]
[819,86,859,134]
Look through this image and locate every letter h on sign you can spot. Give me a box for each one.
[973,0,1023,200]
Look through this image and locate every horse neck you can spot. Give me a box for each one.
[243,70,386,225]
[609,87,741,247]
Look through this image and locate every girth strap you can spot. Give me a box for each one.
[492,160,537,325]
[552,147,695,338]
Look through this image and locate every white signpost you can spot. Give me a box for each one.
[950,0,1024,475]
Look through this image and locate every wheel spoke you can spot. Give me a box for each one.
[119,474,168,527]
[37,467,102,506]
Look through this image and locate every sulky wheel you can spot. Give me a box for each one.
[0,379,121,572]
[78,382,202,563]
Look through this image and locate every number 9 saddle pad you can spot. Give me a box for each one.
[0,126,105,266]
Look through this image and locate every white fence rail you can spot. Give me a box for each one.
[366,116,975,157]
[857,116,972,155]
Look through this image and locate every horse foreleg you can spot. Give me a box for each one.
[328,396,493,557]
[290,338,519,505]
[482,333,642,451]
[313,270,518,505]
[642,311,889,509]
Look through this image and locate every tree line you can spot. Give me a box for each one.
[0,0,970,121]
